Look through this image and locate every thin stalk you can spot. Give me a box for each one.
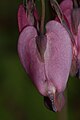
[40,0,45,34]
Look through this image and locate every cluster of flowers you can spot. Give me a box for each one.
[17,0,80,112]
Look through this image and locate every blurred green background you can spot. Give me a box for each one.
[0,0,80,120]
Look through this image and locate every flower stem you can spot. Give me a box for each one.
[40,0,45,34]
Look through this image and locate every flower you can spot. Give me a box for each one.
[17,1,72,112]
[60,0,80,78]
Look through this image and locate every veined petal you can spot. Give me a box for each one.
[18,26,47,95]
[45,21,72,92]
[60,0,79,76]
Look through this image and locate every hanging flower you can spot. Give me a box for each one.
[17,0,73,112]
[59,0,80,78]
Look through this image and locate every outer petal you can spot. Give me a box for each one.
[45,21,72,92]
[60,0,73,12]
[18,26,47,95]
[18,4,28,32]
[59,1,79,77]
[60,0,73,30]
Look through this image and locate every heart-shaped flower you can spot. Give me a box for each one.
[17,0,72,112]
[60,0,80,78]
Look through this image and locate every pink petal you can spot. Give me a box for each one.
[18,4,28,32]
[45,21,72,92]
[60,0,73,12]
[18,26,47,96]
[60,0,73,30]
[60,0,79,76]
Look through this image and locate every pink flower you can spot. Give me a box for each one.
[17,1,72,112]
[60,0,80,77]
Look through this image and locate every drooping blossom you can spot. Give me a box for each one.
[59,0,80,78]
[17,0,72,112]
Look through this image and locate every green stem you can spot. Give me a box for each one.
[40,0,45,34]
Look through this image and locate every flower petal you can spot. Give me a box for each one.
[18,26,47,95]
[60,0,73,30]
[18,4,28,32]
[60,0,73,12]
[45,21,72,92]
